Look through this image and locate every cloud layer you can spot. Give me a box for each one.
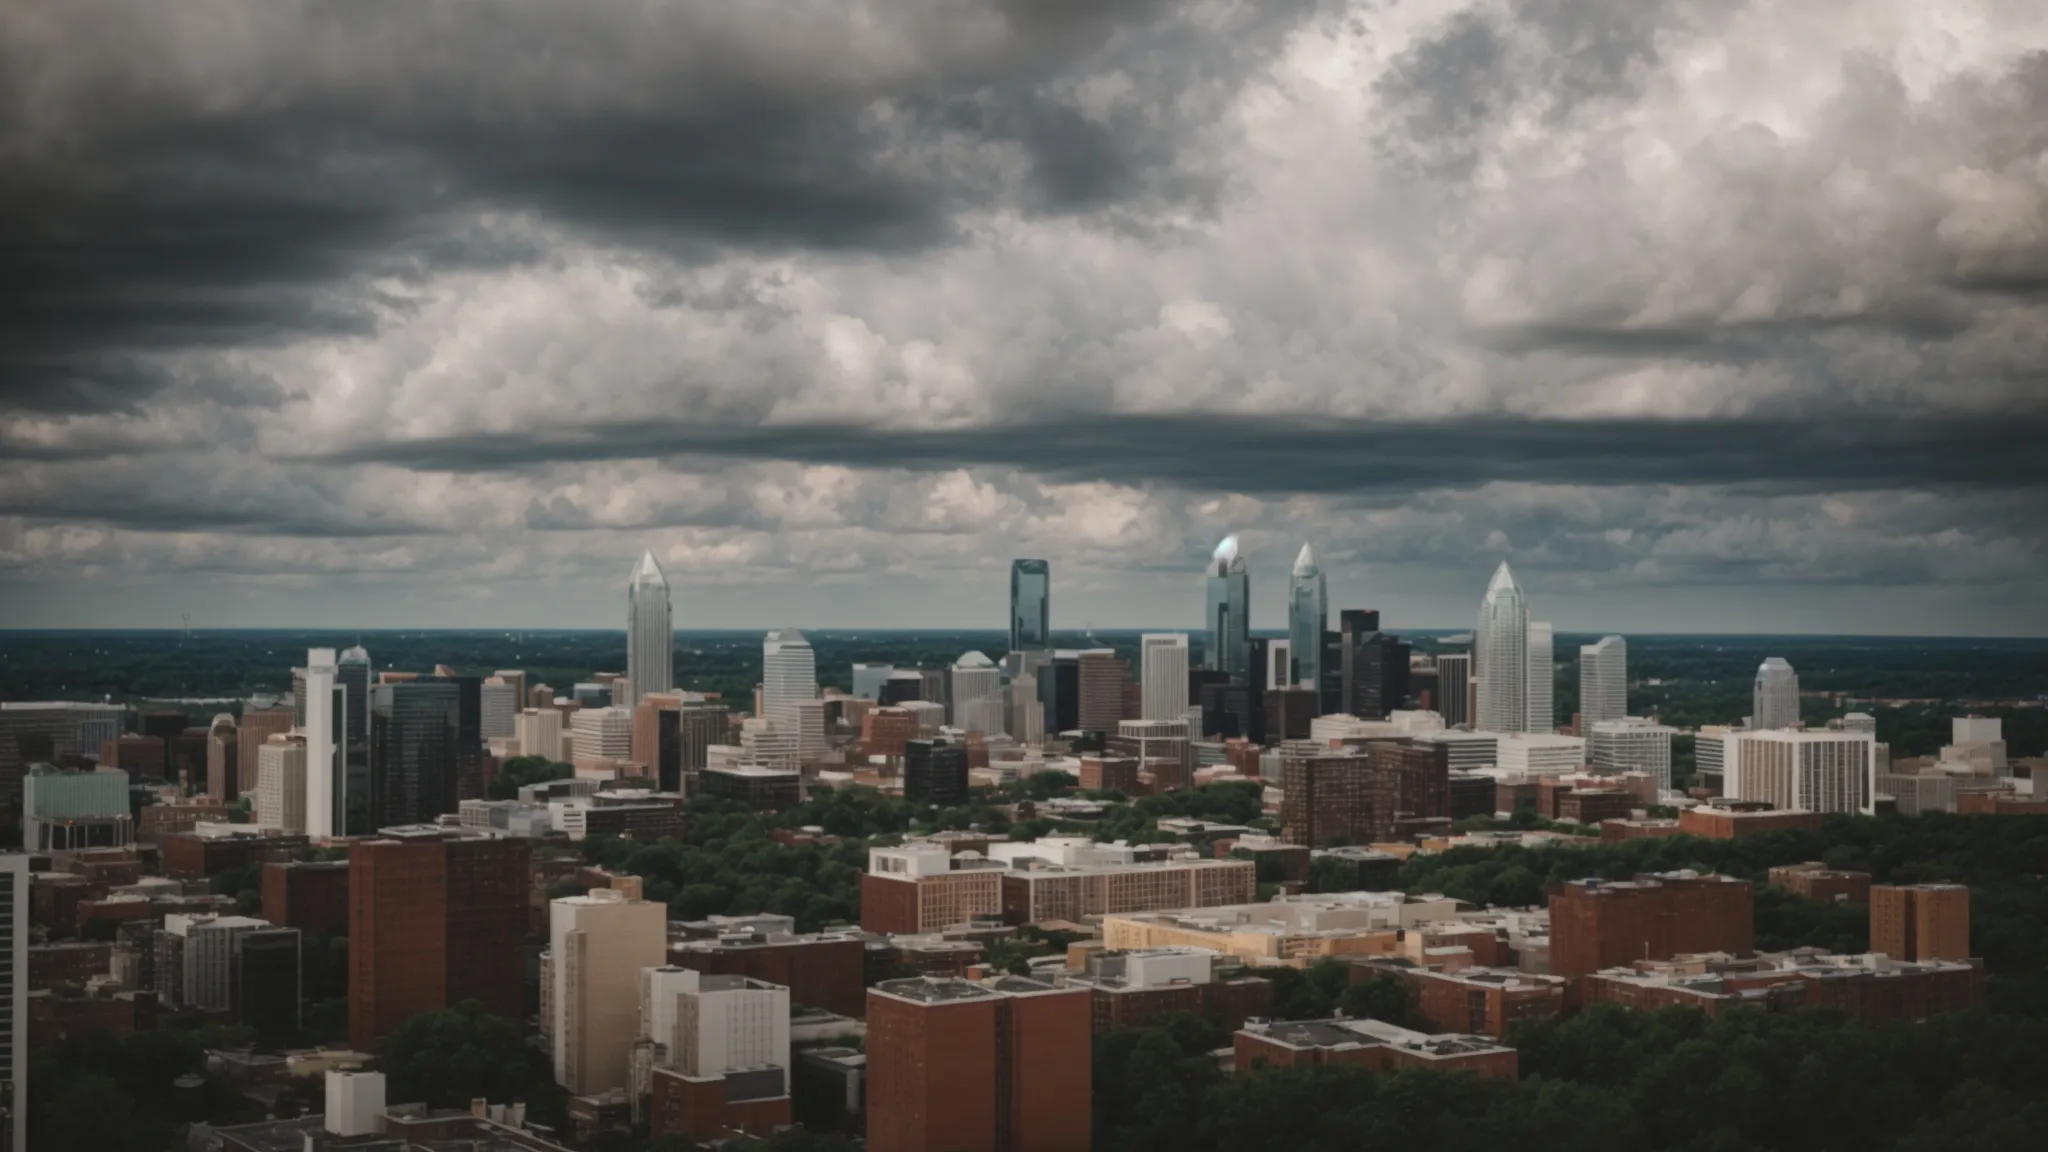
[2,0,2045,633]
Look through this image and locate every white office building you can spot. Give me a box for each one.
[1578,636,1627,727]
[1426,730,1499,773]
[1840,712,1877,736]
[165,913,273,1011]
[1475,563,1529,734]
[1494,733,1586,776]
[1752,658,1800,730]
[761,629,818,745]
[255,735,308,833]
[951,651,1005,737]
[1141,634,1191,722]
[572,708,636,767]
[300,647,341,839]
[1589,718,1677,790]
[638,965,791,1091]
[1727,730,1875,815]
[1526,621,1554,734]
[480,679,520,740]
[626,551,675,708]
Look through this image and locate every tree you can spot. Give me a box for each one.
[1337,973,1431,1031]
[488,756,573,800]
[379,1001,566,1130]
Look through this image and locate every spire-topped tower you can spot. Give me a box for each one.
[1205,536,1251,683]
[1475,561,1530,733]
[1287,543,1326,693]
[626,551,674,707]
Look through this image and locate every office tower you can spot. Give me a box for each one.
[866,976,1092,1152]
[369,681,460,827]
[1589,718,1677,789]
[1205,536,1251,683]
[1435,653,1472,728]
[904,739,969,808]
[1139,634,1190,722]
[237,706,295,797]
[951,652,1005,737]
[633,694,684,790]
[1549,872,1754,980]
[1280,750,1396,847]
[572,707,636,768]
[1288,544,1326,689]
[549,887,667,1094]
[1339,611,1411,721]
[627,551,675,708]
[1037,653,1080,736]
[301,648,343,838]
[1009,559,1051,654]
[234,927,304,1046]
[1264,687,1318,741]
[878,671,926,708]
[1,854,25,1152]
[1010,673,1045,745]
[679,703,727,792]
[1753,658,1800,730]
[851,664,895,701]
[1076,650,1129,734]
[1725,730,1875,814]
[350,831,530,1052]
[1525,622,1554,734]
[516,707,567,764]
[165,913,272,1010]
[205,714,240,802]
[447,674,485,803]
[642,967,794,1142]
[255,735,308,832]
[480,678,519,740]
[1579,636,1627,726]
[1475,562,1529,734]
[762,629,818,748]
[1870,885,1971,962]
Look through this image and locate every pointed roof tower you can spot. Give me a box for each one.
[631,550,667,587]
[1293,543,1318,576]
[1486,560,1519,596]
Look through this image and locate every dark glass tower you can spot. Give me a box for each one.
[1205,537,1251,683]
[369,681,460,828]
[1010,559,1050,654]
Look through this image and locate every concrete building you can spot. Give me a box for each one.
[1578,636,1627,726]
[1139,634,1191,723]
[1752,658,1800,730]
[1549,872,1754,980]
[997,854,1254,926]
[254,734,308,833]
[550,887,669,1094]
[762,629,819,751]
[1235,1016,1517,1080]
[23,766,133,851]
[572,708,637,773]
[480,678,520,740]
[516,707,567,765]
[236,706,296,798]
[627,551,675,708]
[1475,563,1529,734]
[867,976,1091,1152]
[640,967,792,1143]
[1525,621,1554,733]
[950,652,1004,737]
[1101,891,1468,968]
[1871,884,1970,963]
[299,647,343,839]
[1588,718,1676,789]
[1494,733,1586,776]
[1,854,26,1152]
[1727,730,1876,815]
[324,1070,387,1138]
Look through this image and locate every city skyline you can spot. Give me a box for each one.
[2,2,2045,637]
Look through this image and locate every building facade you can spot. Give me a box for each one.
[1578,636,1627,726]
[1474,563,1529,734]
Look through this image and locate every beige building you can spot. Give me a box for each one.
[516,707,566,763]
[254,734,307,833]
[1102,891,1466,968]
[549,885,668,1094]
[1728,730,1875,815]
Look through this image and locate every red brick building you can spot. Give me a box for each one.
[349,830,529,1052]
[1581,952,1980,1022]
[29,941,112,990]
[160,829,309,880]
[1556,788,1638,825]
[1768,863,1871,904]
[1600,817,1683,843]
[1281,751,1396,848]
[1353,960,1566,1039]
[1234,1017,1518,1080]
[1871,884,1971,962]
[1078,756,1141,795]
[262,859,351,936]
[861,709,919,758]
[650,1066,793,1144]
[1956,792,2048,816]
[866,976,1091,1152]
[670,932,867,1018]
[1549,871,1754,980]
[1365,740,1449,820]
[1677,807,1824,839]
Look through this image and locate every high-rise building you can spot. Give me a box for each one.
[369,681,461,828]
[627,551,675,709]
[0,853,26,1152]
[480,678,519,740]
[1525,622,1554,734]
[1579,636,1627,727]
[1726,730,1874,814]
[951,652,1004,737]
[904,739,969,808]
[549,886,668,1094]
[1288,544,1327,689]
[1549,872,1754,980]
[1280,750,1396,848]
[300,648,343,838]
[205,714,240,802]
[1753,658,1800,730]
[1139,634,1190,722]
[762,629,819,752]
[516,707,567,764]
[1340,611,1411,720]
[642,967,794,1143]
[237,706,296,799]
[1205,537,1251,684]
[1010,559,1051,655]
[1010,672,1045,746]
[1435,653,1472,729]
[1870,884,1970,963]
[1475,562,1529,734]
[1037,653,1081,736]
[1076,650,1129,734]
[338,646,373,820]
[349,830,529,1053]
[255,735,308,833]
[1589,718,1677,790]
[572,707,636,769]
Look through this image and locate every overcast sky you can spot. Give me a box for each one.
[3,0,2045,635]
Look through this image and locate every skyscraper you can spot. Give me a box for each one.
[302,648,342,839]
[369,681,460,828]
[1076,650,1129,733]
[1579,636,1627,726]
[1526,621,1554,734]
[1753,658,1800,730]
[338,646,372,823]
[0,853,26,1152]
[762,629,818,743]
[1435,653,1472,729]
[1010,559,1050,654]
[1288,544,1327,690]
[1205,536,1251,684]
[951,652,1004,737]
[550,886,668,1094]
[1140,634,1190,722]
[627,551,674,708]
[1475,562,1529,734]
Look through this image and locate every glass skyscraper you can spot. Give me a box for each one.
[1475,561,1530,734]
[369,680,460,828]
[1288,544,1326,689]
[626,551,674,707]
[1206,536,1251,683]
[1010,559,1050,654]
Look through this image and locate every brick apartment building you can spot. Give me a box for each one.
[669,920,867,1018]
[1677,806,1824,839]
[1234,1017,1518,1080]
[1581,950,1981,1021]
[866,976,1092,1152]
[1281,751,1397,848]
[160,829,310,880]
[1871,884,1971,962]
[1352,959,1567,1039]
[1062,947,1274,1033]
[262,860,351,936]
[1549,871,1754,980]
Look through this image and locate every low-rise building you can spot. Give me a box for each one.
[1676,805,1824,840]
[1234,1017,1518,1080]
[1350,959,1566,1038]
[1061,947,1273,1033]
[1580,949,1981,1021]
[1767,862,1871,904]
[1100,891,1466,968]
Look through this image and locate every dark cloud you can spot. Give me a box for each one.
[306,412,2048,495]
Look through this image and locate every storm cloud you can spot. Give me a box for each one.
[2,0,2045,633]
